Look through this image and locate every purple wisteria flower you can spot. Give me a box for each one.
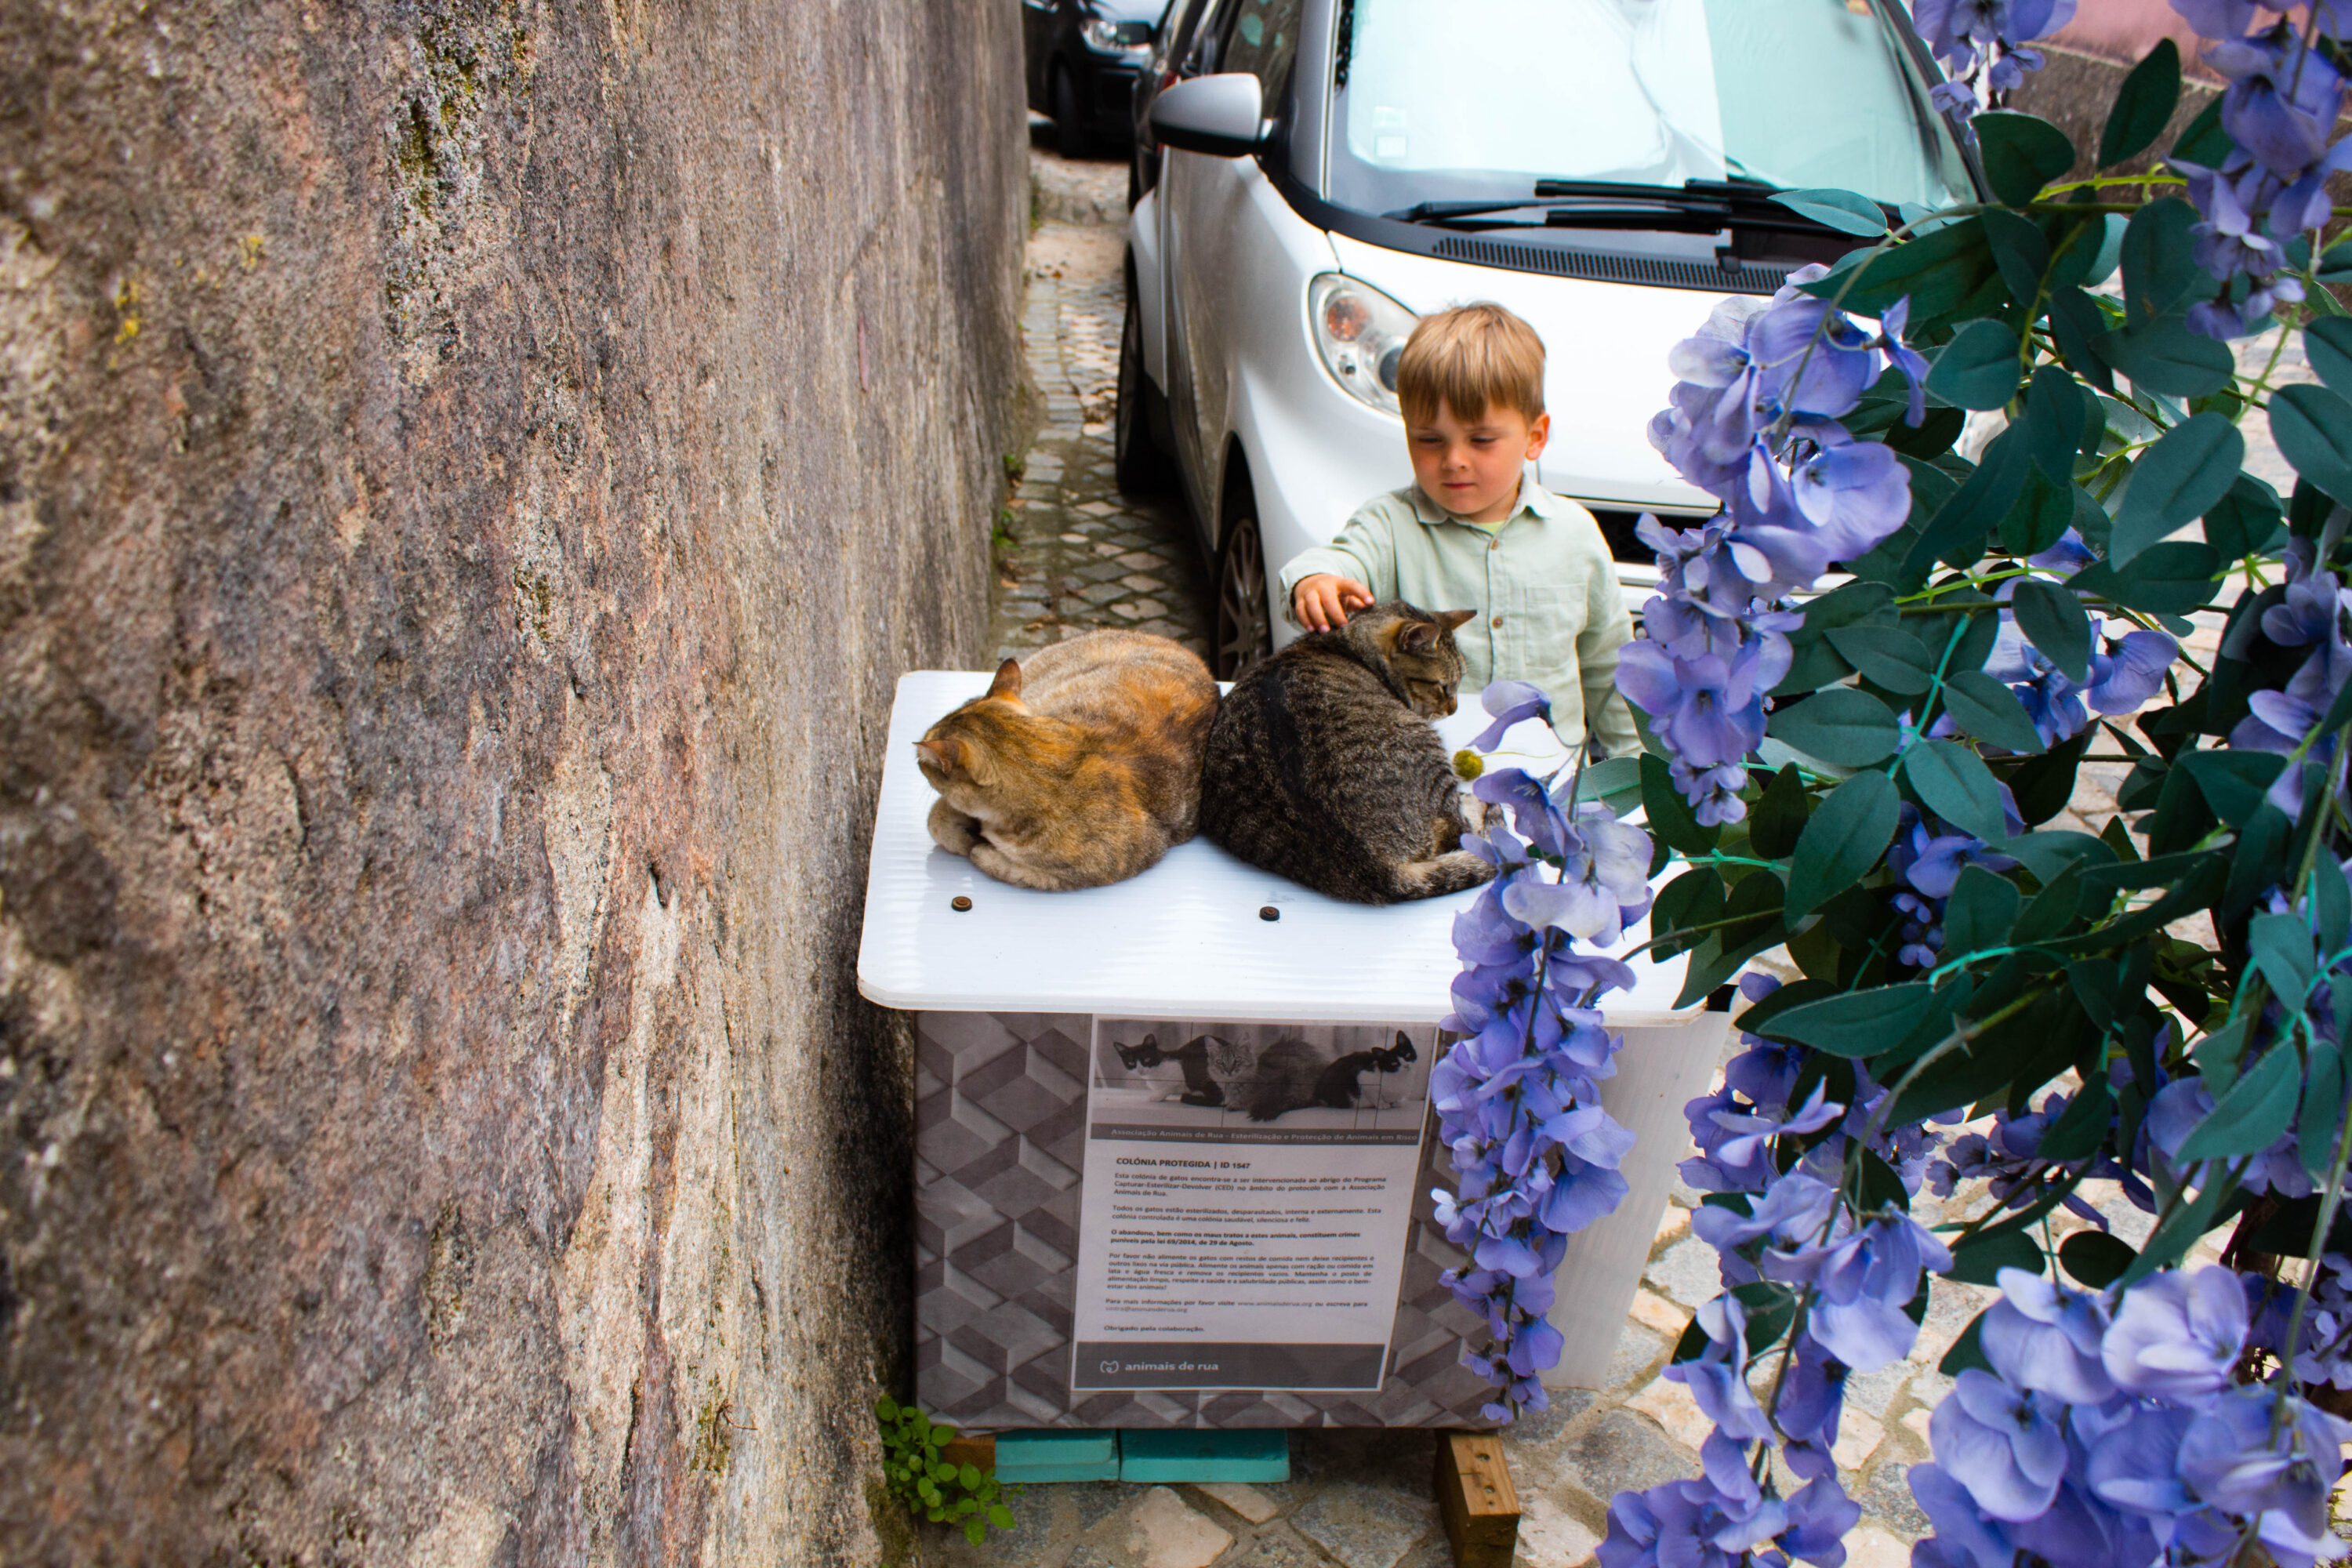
[1929,1091,2121,1227]
[1915,0,2078,117]
[1984,615,2180,747]
[2169,0,2352,336]
[2229,557,2352,814]
[1435,685,1659,1419]
[1762,1209,1954,1370]
[1982,1266,2115,1402]
[1930,1369,2071,1520]
[2101,1265,2249,1398]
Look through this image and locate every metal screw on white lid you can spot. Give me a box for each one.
[1259,906,1279,921]
[951,896,973,912]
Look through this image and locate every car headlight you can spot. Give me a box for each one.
[1309,274,1417,417]
[1082,17,1152,53]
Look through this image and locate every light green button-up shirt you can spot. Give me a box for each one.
[1276,479,1641,755]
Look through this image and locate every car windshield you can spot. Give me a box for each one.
[1326,0,1973,217]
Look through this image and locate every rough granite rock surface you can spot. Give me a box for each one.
[0,1,1024,1562]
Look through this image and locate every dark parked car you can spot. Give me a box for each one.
[1025,0,1165,158]
[1126,0,1225,205]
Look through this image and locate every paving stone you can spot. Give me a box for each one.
[1601,1328,1669,1392]
[1627,1374,1711,1452]
[1646,1236,1722,1309]
[1856,1457,1932,1537]
[1516,1491,1603,1568]
[1555,1411,1701,1503]
[1215,1523,1321,1568]
[1832,1408,1886,1471]
[1842,1524,1914,1568]
[1842,1362,1908,1421]
[1066,1485,1232,1568]
[1290,1483,1439,1568]
[1628,1290,1687,1341]
[1193,1481,1281,1525]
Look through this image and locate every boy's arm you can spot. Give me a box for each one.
[1578,574,1643,757]
[1275,499,1405,626]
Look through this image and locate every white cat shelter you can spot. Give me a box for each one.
[856,670,1731,1432]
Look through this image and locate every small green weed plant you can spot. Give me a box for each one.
[874,1396,1018,1546]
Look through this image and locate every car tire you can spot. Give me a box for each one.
[1213,509,1275,681]
[1053,64,1094,159]
[1115,285,1174,495]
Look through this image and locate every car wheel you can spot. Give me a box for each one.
[1214,511,1274,681]
[1053,64,1094,159]
[1115,286,1174,495]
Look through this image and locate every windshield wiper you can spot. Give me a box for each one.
[1385,180,1886,236]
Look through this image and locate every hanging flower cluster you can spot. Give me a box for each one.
[2170,0,2351,337]
[1619,274,1927,826]
[1913,1265,2352,1568]
[1915,0,2078,118]
[1432,683,1657,1421]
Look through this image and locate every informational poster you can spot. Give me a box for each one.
[1070,1017,1436,1392]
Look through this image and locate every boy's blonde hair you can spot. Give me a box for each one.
[1396,303,1546,427]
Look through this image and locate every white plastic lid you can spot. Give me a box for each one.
[855,671,1700,1022]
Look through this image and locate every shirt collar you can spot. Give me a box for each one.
[1407,475,1570,528]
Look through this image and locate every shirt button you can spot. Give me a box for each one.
[1492,615,1504,628]
[1488,538,1500,551]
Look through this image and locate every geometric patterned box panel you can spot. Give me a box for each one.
[914,1011,1499,1429]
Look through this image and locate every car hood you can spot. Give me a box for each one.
[1087,0,1165,22]
[1328,233,1721,516]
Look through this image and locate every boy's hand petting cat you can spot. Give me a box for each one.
[1292,574,1374,631]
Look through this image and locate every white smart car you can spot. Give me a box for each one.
[1117,0,1980,675]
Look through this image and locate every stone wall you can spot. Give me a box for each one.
[0,0,1025,1562]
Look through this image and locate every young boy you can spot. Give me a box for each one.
[1280,302,1640,755]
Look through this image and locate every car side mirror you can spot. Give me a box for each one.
[1150,72,1267,157]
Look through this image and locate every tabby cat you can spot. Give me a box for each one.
[1243,1032,1419,1123]
[1197,601,1490,903]
[1112,1033,1228,1107]
[917,630,1218,891]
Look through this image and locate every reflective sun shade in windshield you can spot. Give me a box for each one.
[1330,0,1972,216]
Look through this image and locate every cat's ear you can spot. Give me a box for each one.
[914,736,961,773]
[986,658,1025,702]
[1393,620,1439,656]
[1393,1030,1412,1053]
[1435,608,1478,633]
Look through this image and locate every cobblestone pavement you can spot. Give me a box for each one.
[924,131,2289,1568]
[988,126,1212,667]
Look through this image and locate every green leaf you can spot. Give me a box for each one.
[2179,749,2286,826]
[1941,669,2049,753]
[2203,473,2285,559]
[2101,38,2181,165]
[1785,771,1901,919]
[2171,94,2231,165]
[1768,688,1902,768]
[1582,754,1644,819]
[960,1462,983,1490]
[2060,1231,2137,1287]
[1769,187,1889,236]
[1800,216,1994,321]
[1904,430,2032,583]
[877,1396,901,1421]
[2069,542,2223,614]
[1929,320,2025,410]
[1940,1310,1994,1375]
[1825,624,1936,695]
[1944,863,2024,958]
[1759,982,1937,1057]
[1906,739,2008,842]
[2110,412,2245,567]
[989,1504,1016,1529]
[1976,111,2076,205]
[1998,465,2078,558]
[2270,383,2352,506]
[1751,764,1811,860]
[1947,1224,2045,1285]
[2038,1073,2114,1160]
[2121,198,2201,324]
[2102,314,2235,397]
[2009,577,2093,685]
[2175,1044,2299,1161]
[2301,1040,2344,1180]
[1641,753,1718,855]
[1983,209,2053,301]
[1650,869,1726,958]
[2305,318,2352,397]
[964,1519,988,1546]
[2047,285,2117,390]
[2249,910,2318,1004]
[2314,855,2351,952]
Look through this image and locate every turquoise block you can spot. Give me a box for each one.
[1116,1428,1291,1483]
[993,1429,1120,1483]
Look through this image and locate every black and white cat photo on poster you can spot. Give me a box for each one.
[1070,1018,1436,1394]
[1088,1020,1432,1135]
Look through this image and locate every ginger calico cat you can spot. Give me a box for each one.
[1198,601,1490,904]
[917,630,1218,891]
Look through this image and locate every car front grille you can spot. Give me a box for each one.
[1430,236,1791,295]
